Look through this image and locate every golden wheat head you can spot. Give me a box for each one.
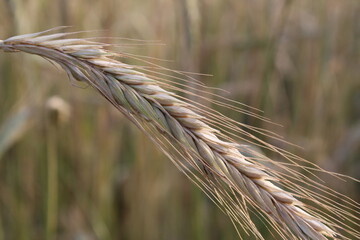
[0,28,359,240]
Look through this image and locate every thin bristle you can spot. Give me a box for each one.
[0,29,359,240]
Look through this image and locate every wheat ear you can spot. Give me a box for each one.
[0,28,359,240]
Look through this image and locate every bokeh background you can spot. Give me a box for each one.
[0,0,359,239]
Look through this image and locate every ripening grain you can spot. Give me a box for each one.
[0,28,359,240]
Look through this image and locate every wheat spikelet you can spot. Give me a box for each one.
[0,28,359,240]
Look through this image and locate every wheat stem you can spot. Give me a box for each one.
[0,29,358,240]
[45,118,58,240]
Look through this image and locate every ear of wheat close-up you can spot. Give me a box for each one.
[0,28,358,240]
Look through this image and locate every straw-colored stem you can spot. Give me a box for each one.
[46,120,58,239]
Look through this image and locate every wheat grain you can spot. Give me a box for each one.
[0,28,359,240]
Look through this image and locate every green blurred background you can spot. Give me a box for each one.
[0,0,359,239]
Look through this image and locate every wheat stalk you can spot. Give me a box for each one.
[0,28,358,240]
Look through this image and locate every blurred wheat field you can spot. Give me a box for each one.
[0,0,359,239]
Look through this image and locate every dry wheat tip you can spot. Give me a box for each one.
[0,28,359,240]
